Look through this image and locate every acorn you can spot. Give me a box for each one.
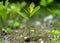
[24,36,30,42]
[1,29,7,36]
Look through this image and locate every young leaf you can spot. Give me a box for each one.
[17,11,28,20]
[40,0,47,6]
[0,5,5,11]
[13,21,20,27]
[6,28,12,33]
[30,6,40,17]
[0,9,7,21]
[47,0,54,4]
[29,2,35,13]
[5,0,9,8]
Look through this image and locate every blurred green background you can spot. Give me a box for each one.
[0,0,60,43]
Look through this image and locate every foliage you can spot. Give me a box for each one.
[0,0,60,43]
[52,9,60,19]
[0,0,29,21]
[0,1,8,21]
[40,0,54,6]
[0,0,29,28]
[56,22,60,26]
[50,30,60,34]
[25,2,40,17]
[6,28,12,33]
[13,21,20,27]
[8,1,28,20]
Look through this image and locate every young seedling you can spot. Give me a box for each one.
[24,2,40,17]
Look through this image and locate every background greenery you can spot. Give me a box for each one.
[0,0,60,43]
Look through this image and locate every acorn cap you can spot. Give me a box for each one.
[2,29,5,31]
[24,37,28,39]
[24,36,30,42]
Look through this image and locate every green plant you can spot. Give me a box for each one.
[40,0,54,6]
[0,0,29,21]
[52,9,60,19]
[51,35,57,43]
[6,28,12,33]
[13,18,20,27]
[7,2,29,27]
[56,22,60,26]
[24,2,40,17]
[0,0,29,27]
[0,1,8,21]
[50,30,60,34]
[8,1,28,20]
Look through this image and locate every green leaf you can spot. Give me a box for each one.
[0,9,7,21]
[6,28,12,33]
[47,0,54,4]
[56,22,60,26]
[29,2,35,13]
[40,0,54,6]
[17,11,28,20]
[40,0,47,6]
[0,1,8,21]
[20,1,27,8]
[5,0,9,8]
[30,6,40,17]
[53,9,60,14]
[10,3,28,20]
[0,5,5,11]
[13,21,20,27]
[50,30,60,34]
